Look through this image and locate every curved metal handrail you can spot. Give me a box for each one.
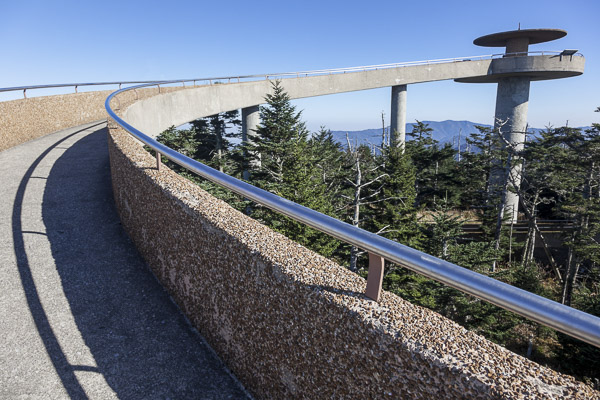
[105,53,599,349]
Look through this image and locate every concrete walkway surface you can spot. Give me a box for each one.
[0,121,250,399]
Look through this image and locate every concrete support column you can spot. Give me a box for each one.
[390,85,407,150]
[505,37,530,56]
[242,105,260,180]
[493,76,530,223]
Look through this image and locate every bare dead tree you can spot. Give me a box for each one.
[381,111,389,149]
[494,125,563,281]
[341,133,389,272]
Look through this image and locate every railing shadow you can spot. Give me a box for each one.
[12,125,246,399]
[12,126,92,399]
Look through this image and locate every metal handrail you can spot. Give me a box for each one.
[0,81,158,93]
[105,53,599,349]
[3,50,583,98]
[0,81,166,99]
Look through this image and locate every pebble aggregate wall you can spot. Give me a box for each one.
[0,86,184,152]
[0,90,111,151]
[107,123,599,399]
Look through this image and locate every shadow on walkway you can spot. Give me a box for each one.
[12,124,247,399]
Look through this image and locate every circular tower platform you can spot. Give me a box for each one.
[454,55,585,83]
[473,28,567,47]
[455,28,582,84]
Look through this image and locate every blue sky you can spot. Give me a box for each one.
[2,0,598,131]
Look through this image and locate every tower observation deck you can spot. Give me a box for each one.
[456,28,584,223]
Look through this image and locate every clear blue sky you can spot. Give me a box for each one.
[2,0,598,131]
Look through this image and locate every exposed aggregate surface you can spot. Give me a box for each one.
[1,86,185,152]
[108,120,599,399]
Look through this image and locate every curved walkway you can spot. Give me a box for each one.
[0,121,249,399]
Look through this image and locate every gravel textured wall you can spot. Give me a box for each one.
[0,91,111,151]
[0,86,184,152]
[107,124,599,399]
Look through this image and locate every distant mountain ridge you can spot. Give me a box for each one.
[330,120,591,150]
[331,120,487,149]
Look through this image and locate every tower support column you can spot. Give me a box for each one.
[242,105,260,181]
[390,85,407,150]
[493,76,530,223]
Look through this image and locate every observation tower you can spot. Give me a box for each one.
[456,28,584,223]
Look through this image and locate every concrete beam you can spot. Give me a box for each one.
[121,54,583,138]
[123,58,497,137]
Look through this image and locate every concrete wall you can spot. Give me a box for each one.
[107,123,598,399]
[0,86,185,152]
[0,90,113,152]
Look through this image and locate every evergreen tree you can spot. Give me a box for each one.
[251,81,340,257]
[190,111,241,173]
[425,196,465,259]
[458,126,496,209]
[406,120,459,207]
[250,80,308,186]
[458,125,508,247]
[408,120,434,142]
[371,144,422,249]
[308,126,345,203]
[517,127,567,275]
[547,125,600,306]
[156,125,198,161]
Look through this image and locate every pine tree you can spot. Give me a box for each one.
[190,111,241,173]
[516,127,566,276]
[458,126,496,209]
[371,144,422,249]
[251,81,340,257]
[308,126,345,202]
[548,125,600,306]
[154,125,199,177]
[406,120,459,208]
[156,125,198,160]
[425,196,465,259]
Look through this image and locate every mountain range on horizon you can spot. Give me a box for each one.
[329,120,592,150]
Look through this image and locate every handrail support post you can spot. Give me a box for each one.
[365,253,385,301]
[156,151,162,171]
